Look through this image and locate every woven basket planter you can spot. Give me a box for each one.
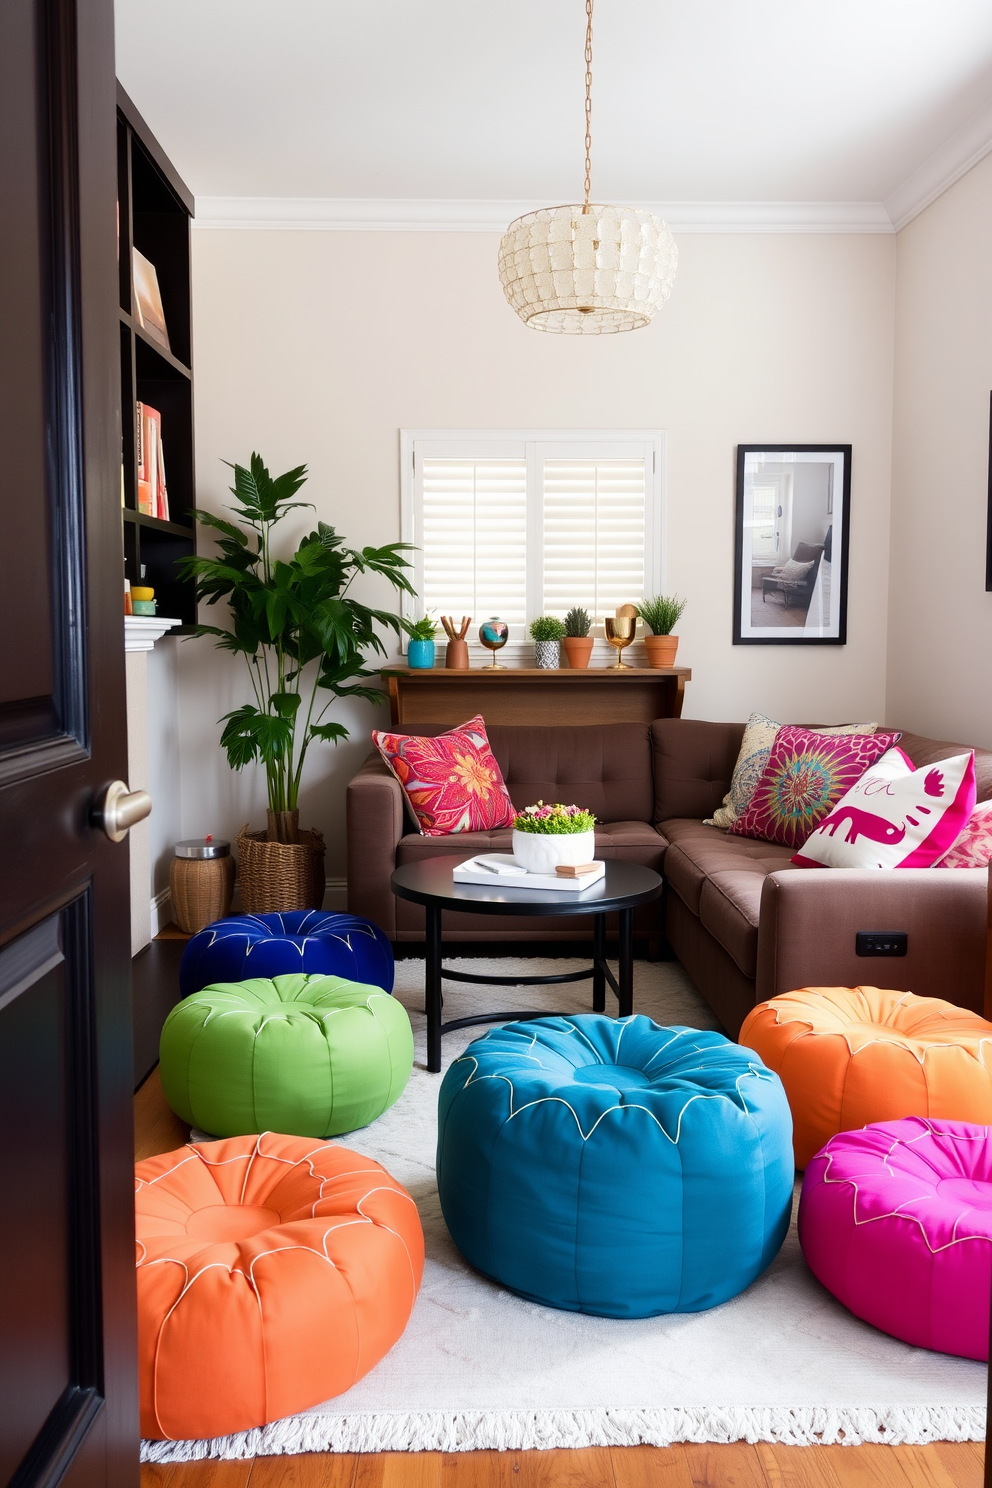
[235,825,326,913]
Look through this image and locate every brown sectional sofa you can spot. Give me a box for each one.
[347,718,991,1035]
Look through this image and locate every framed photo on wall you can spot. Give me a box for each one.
[733,444,851,645]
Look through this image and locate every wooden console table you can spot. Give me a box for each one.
[380,665,691,727]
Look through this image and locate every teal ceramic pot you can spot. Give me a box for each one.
[407,639,435,669]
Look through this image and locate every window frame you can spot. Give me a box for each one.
[399,428,667,657]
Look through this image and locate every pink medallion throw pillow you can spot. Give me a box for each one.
[934,797,992,869]
[793,747,976,869]
[372,714,515,836]
[731,725,901,850]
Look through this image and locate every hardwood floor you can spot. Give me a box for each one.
[135,1073,986,1488]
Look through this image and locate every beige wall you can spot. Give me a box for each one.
[182,228,896,877]
[887,150,992,748]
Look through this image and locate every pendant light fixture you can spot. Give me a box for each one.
[498,0,677,334]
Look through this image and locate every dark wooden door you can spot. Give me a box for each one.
[0,1,139,1486]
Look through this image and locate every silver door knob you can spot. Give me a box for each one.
[92,780,153,842]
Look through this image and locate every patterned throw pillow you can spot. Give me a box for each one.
[793,748,976,869]
[935,798,992,868]
[706,713,878,830]
[372,714,516,837]
[730,725,901,849]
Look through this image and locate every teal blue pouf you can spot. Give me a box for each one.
[437,1014,794,1318]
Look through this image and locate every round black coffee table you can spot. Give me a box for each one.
[390,857,663,1071]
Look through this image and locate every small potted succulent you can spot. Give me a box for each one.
[405,614,438,669]
[530,615,566,669]
[562,606,593,669]
[511,801,597,874]
[638,594,687,668]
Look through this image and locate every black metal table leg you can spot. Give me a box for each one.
[618,906,634,1017]
[593,912,606,1012]
[425,902,443,1072]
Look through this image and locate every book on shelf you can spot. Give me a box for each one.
[136,401,164,517]
[156,435,169,522]
[131,247,170,352]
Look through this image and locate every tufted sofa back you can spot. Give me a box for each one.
[651,719,745,823]
[485,722,654,824]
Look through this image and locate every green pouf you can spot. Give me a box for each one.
[159,973,414,1138]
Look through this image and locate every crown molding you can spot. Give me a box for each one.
[192,196,894,234]
[885,99,992,231]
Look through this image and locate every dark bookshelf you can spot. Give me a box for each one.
[117,84,197,630]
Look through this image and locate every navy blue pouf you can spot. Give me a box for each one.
[178,910,394,1000]
[437,1014,793,1318]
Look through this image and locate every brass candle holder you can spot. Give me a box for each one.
[604,616,635,668]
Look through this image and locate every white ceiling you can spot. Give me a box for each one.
[115,0,992,230]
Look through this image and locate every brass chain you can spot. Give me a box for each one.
[583,0,593,211]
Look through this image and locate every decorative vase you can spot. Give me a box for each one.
[479,619,509,668]
[407,639,435,669]
[236,825,326,913]
[644,634,679,668]
[511,828,596,875]
[562,637,594,669]
[534,640,560,670]
[445,639,470,669]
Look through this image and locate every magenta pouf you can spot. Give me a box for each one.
[799,1117,992,1360]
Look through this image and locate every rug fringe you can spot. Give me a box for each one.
[140,1404,986,1460]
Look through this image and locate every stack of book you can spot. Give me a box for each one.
[136,401,169,521]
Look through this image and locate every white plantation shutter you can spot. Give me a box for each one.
[421,459,528,628]
[542,458,646,620]
[403,432,663,640]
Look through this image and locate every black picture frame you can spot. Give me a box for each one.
[733,444,851,646]
[985,394,992,592]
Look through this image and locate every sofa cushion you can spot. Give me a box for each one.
[660,820,793,915]
[397,821,665,871]
[651,719,745,824]
[893,731,992,805]
[731,726,900,849]
[660,820,796,972]
[487,723,655,824]
[372,715,515,836]
[699,876,764,977]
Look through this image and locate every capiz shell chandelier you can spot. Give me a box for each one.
[498,0,677,334]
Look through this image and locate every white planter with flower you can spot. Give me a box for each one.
[511,801,597,874]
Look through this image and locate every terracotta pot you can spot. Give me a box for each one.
[644,634,679,668]
[445,638,470,669]
[562,637,594,669]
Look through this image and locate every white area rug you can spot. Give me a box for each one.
[142,956,986,1461]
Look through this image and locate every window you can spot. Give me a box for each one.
[401,431,665,647]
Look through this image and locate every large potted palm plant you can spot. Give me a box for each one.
[180,454,413,912]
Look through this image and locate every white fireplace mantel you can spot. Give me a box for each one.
[125,615,182,652]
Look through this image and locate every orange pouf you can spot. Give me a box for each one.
[739,986,992,1169]
[135,1133,424,1441]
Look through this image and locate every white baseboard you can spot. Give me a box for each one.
[150,887,172,937]
[150,878,348,932]
[324,877,348,912]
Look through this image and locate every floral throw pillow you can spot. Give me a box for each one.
[706,713,878,830]
[372,714,516,836]
[730,725,901,849]
[935,798,992,868]
[793,748,976,869]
